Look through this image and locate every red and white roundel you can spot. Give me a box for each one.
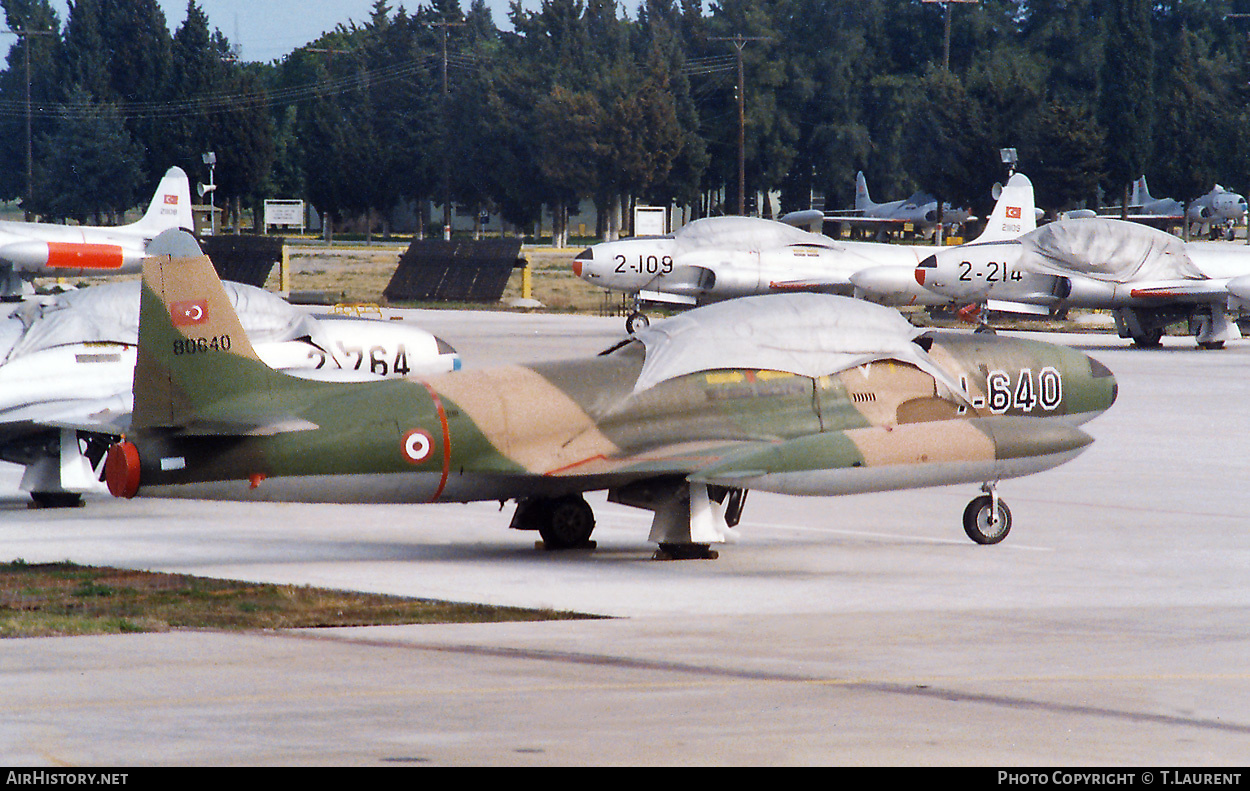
[401,429,434,464]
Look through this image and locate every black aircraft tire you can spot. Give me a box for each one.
[538,495,596,550]
[28,491,85,509]
[625,311,650,334]
[1131,328,1164,348]
[962,495,1012,545]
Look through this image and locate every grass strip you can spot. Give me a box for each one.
[0,560,596,638]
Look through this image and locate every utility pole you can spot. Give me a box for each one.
[1225,12,1250,243]
[710,34,769,216]
[922,0,979,71]
[2,26,55,219]
[434,19,464,240]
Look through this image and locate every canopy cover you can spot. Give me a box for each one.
[630,292,963,397]
[672,216,837,254]
[1018,218,1203,283]
[0,280,317,364]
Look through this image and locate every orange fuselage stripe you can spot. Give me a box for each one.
[419,382,452,502]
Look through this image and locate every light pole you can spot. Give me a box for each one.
[434,19,464,240]
[200,152,217,235]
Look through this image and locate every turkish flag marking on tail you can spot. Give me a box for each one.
[1005,206,1021,219]
[171,300,209,326]
[164,194,179,205]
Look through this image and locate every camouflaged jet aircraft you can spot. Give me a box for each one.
[103,230,1117,558]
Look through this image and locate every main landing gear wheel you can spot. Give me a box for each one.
[1130,328,1164,348]
[962,494,1012,545]
[537,494,597,550]
[27,491,85,509]
[625,311,650,334]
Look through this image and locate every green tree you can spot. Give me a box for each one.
[533,85,605,246]
[0,0,61,210]
[97,0,173,182]
[1099,0,1154,212]
[1021,97,1106,214]
[1152,26,1225,238]
[28,86,143,222]
[900,65,996,223]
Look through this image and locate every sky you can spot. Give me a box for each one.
[47,1,539,64]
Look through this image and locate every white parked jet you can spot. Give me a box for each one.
[0,166,193,299]
[574,173,1040,332]
[1100,176,1247,237]
[573,214,932,332]
[0,276,461,506]
[911,216,1250,348]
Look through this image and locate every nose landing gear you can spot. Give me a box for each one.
[963,482,1012,545]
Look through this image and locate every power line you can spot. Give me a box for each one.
[0,53,447,120]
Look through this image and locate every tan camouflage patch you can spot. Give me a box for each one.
[830,360,944,425]
[845,420,995,466]
[427,365,621,474]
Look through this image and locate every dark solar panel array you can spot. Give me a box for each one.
[199,235,285,287]
[383,239,524,303]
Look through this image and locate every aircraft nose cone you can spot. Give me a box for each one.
[914,254,937,286]
[573,248,593,278]
[1088,355,1118,410]
[1057,350,1118,424]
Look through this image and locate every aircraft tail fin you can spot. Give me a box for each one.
[1131,176,1150,206]
[854,171,873,211]
[130,229,316,434]
[973,173,1036,243]
[124,167,194,236]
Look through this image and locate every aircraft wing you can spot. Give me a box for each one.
[821,214,975,228]
[0,397,131,436]
[543,418,1091,500]
[542,438,761,479]
[823,214,907,225]
[0,407,127,470]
